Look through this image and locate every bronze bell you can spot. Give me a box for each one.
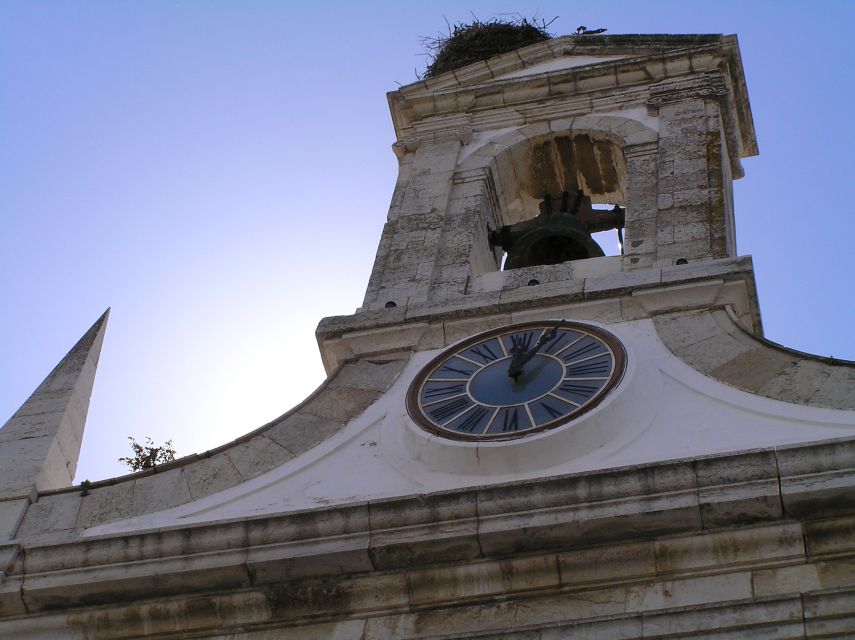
[489,190,623,270]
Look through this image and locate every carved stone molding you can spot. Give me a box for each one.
[392,127,473,158]
[623,140,659,159]
[647,73,729,113]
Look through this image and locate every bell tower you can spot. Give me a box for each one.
[320,34,759,370]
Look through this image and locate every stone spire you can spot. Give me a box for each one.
[0,310,110,499]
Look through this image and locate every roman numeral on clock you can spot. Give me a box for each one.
[466,342,499,364]
[538,400,564,420]
[501,407,521,432]
[428,397,472,423]
[423,382,466,400]
[452,406,492,433]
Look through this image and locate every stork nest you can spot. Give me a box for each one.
[422,17,555,79]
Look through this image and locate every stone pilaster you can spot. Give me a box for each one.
[623,142,659,270]
[362,140,462,310]
[427,170,500,304]
[650,74,735,264]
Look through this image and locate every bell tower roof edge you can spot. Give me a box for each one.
[389,32,757,162]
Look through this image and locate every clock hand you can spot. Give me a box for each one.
[507,320,566,379]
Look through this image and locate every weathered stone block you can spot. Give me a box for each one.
[370,519,481,570]
[245,504,369,547]
[776,438,855,477]
[753,558,855,597]
[673,221,710,243]
[22,550,253,615]
[301,386,381,424]
[224,435,294,481]
[810,366,855,409]
[780,467,855,518]
[247,532,372,584]
[408,554,560,606]
[0,499,28,541]
[710,347,797,392]
[540,617,643,640]
[498,279,585,310]
[653,309,722,349]
[655,523,804,574]
[657,237,713,260]
[184,453,244,500]
[559,540,655,586]
[478,463,697,516]
[329,359,408,393]
[660,255,752,284]
[626,571,752,612]
[363,588,627,639]
[317,307,407,338]
[414,291,502,320]
[583,267,662,297]
[672,330,754,372]
[264,572,409,622]
[0,574,26,617]
[698,478,782,528]
[77,480,134,528]
[757,360,831,405]
[368,490,480,569]
[132,467,192,516]
[641,597,804,638]
[695,448,778,487]
[264,412,344,457]
[369,489,477,529]
[443,314,512,345]
[478,490,701,557]
[804,515,855,558]
[15,493,81,539]
[803,589,855,639]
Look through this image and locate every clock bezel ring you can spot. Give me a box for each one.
[406,320,627,442]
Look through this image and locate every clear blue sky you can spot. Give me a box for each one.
[1,1,852,482]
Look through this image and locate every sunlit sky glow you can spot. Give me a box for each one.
[1,1,852,482]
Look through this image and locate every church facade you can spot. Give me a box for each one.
[1,33,854,639]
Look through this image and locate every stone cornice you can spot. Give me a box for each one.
[391,126,472,158]
[647,73,728,109]
[317,256,760,372]
[2,435,854,632]
[388,45,756,186]
[389,37,756,163]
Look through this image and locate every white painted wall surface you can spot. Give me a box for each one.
[493,56,628,80]
[86,318,855,536]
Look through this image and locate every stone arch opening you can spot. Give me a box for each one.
[479,129,629,270]
[495,130,627,228]
[457,115,658,274]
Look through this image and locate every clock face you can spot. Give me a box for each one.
[406,321,625,441]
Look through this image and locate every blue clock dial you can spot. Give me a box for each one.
[407,321,625,440]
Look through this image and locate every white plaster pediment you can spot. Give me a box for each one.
[84,318,855,537]
[490,55,628,81]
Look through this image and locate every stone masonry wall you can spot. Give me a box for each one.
[362,141,462,310]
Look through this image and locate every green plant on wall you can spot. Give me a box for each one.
[118,436,177,472]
